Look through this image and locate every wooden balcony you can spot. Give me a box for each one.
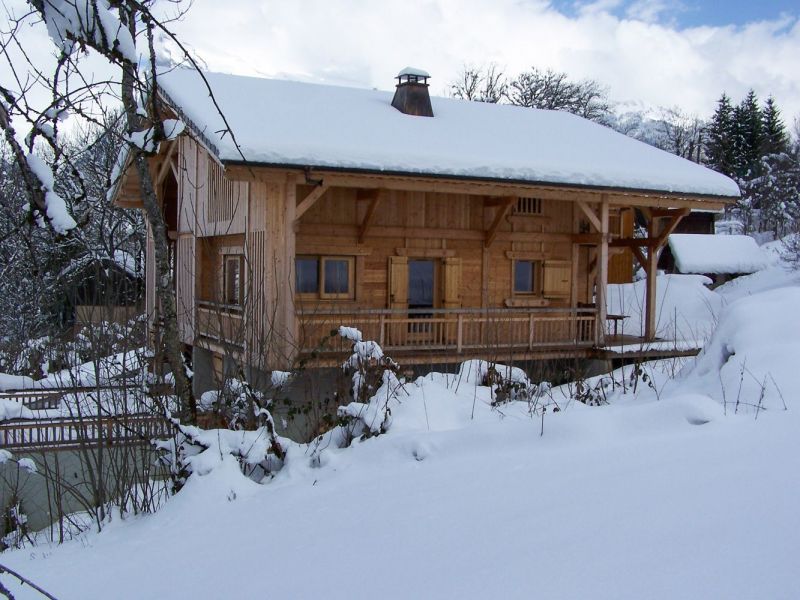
[197,301,245,348]
[298,307,597,364]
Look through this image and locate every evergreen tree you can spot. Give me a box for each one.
[704,93,736,177]
[760,96,789,156]
[733,89,764,179]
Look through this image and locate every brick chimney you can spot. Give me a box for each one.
[391,67,433,117]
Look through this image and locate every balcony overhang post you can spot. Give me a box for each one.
[596,195,609,346]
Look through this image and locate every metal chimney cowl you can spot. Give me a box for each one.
[391,67,434,117]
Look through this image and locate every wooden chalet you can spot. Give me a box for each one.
[112,67,739,382]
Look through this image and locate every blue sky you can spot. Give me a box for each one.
[553,0,800,28]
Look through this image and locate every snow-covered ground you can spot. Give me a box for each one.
[2,253,799,599]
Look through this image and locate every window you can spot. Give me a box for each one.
[223,255,244,305]
[514,197,543,216]
[295,257,319,294]
[295,256,354,300]
[513,260,540,294]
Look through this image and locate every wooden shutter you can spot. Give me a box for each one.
[388,256,408,309]
[543,260,571,298]
[442,257,462,309]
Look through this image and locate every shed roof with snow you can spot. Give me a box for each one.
[157,68,739,200]
[668,234,770,275]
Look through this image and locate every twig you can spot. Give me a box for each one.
[0,563,59,600]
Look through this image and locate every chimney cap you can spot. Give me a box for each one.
[396,67,431,84]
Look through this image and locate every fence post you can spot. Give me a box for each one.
[457,314,463,352]
[529,313,535,350]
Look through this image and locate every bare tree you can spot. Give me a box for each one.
[449,63,506,103]
[0,1,243,421]
[506,67,611,123]
[654,107,705,162]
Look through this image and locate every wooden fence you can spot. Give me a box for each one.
[0,414,174,452]
[0,385,201,452]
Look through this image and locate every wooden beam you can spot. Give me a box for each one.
[650,207,690,219]
[576,199,602,232]
[222,164,734,210]
[572,233,603,244]
[630,246,647,269]
[155,139,178,186]
[299,223,582,246]
[483,196,514,207]
[358,191,382,243]
[484,196,516,248]
[654,208,690,249]
[294,184,330,222]
[314,172,732,210]
[610,238,655,248]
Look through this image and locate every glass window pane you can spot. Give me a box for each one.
[225,257,241,304]
[296,258,319,293]
[514,261,534,293]
[324,259,349,294]
[408,260,435,308]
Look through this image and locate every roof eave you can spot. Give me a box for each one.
[221,158,740,205]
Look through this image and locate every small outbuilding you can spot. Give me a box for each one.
[667,234,770,286]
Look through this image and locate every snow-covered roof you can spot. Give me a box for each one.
[157,68,740,199]
[668,234,770,274]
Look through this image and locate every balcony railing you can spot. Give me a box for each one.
[197,301,244,347]
[297,307,597,355]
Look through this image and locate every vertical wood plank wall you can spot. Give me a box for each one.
[294,187,599,312]
[175,236,195,344]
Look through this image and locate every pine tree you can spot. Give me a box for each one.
[704,93,736,177]
[760,96,789,156]
[734,89,764,179]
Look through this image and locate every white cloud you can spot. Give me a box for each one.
[165,0,800,120]
[2,0,798,127]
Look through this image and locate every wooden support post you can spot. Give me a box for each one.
[485,196,515,248]
[644,213,659,341]
[597,195,609,346]
[457,314,463,352]
[645,245,658,341]
[528,313,535,350]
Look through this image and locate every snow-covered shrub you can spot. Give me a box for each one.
[1,499,31,551]
[0,451,37,551]
[159,369,293,488]
[335,330,405,443]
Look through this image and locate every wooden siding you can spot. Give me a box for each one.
[177,136,196,234]
[295,187,580,314]
[194,146,248,237]
[175,234,196,344]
